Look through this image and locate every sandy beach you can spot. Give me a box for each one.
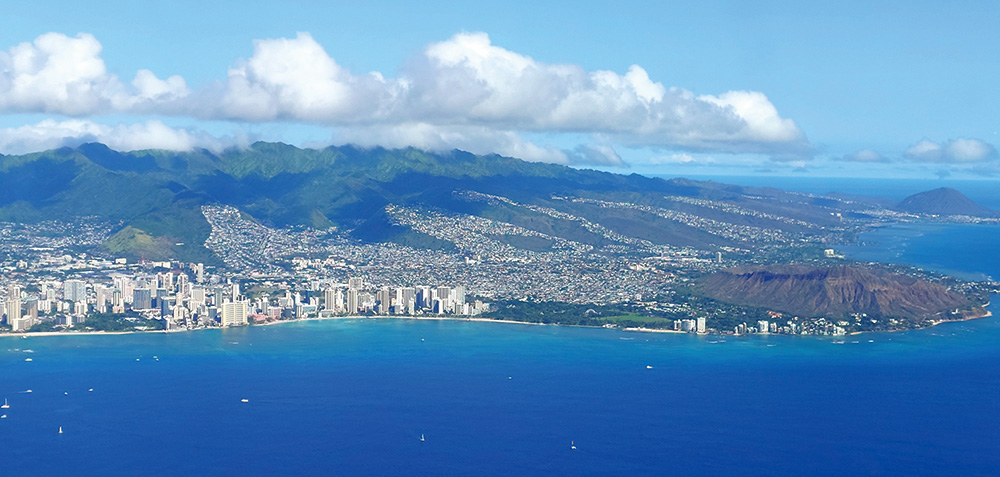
[3,301,993,339]
[0,314,556,339]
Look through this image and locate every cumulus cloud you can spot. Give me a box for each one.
[904,138,997,163]
[0,31,808,161]
[0,33,187,115]
[840,149,890,163]
[332,122,618,166]
[215,32,402,122]
[405,33,806,154]
[132,69,189,103]
[0,119,243,155]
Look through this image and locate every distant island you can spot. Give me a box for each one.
[894,187,998,217]
[0,143,996,337]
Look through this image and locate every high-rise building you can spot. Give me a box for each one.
[157,272,173,292]
[348,277,364,290]
[437,286,452,312]
[377,287,392,314]
[334,289,344,313]
[221,300,248,326]
[95,285,112,313]
[323,287,337,311]
[696,317,707,334]
[63,279,87,302]
[346,289,359,315]
[191,287,206,309]
[399,287,416,315]
[7,284,22,326]
[132,288,153,310]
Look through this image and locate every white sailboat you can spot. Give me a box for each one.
[420,434,425,442]
[58,426,63,434]
[1,398,8,409]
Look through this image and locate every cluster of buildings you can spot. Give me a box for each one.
[315,278,482,317]
[671,317,707,333]
[1,260,486,333]
[730,318,848,336]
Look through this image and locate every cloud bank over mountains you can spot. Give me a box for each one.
[0,31,994,177]
[0,31,806,164]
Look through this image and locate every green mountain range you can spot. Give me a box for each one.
[0,142,990,263]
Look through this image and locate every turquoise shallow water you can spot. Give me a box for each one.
[3,222,1000,475]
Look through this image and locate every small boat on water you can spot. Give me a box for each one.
[420,434,425,442]
[58,427,63,434]
[571,440,577,450]
[1,399,8,409]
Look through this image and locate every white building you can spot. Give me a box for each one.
[221,300,248,326]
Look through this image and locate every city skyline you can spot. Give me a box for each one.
[2,1,998,179]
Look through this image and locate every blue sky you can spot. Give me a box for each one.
[1,0,998,179]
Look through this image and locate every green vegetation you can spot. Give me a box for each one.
[1,140,985,271]
[486,300,677,328]
[27,321,60,333]
[70,312,166,332]
[0,141,824,262]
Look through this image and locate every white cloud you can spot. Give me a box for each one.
[332,123,628,166]
[132,69,189,103]
[216,32,402,122]
[0,33,120,114]
[698,91,801,143]
[406,33,805,154]
[904,138,997,163]
[332,122,571,164]
[1,31,808,160]
[0,119,243,155]
[0,33,187,115]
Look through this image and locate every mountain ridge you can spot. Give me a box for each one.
[0,142,988,262]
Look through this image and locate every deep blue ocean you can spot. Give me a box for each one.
[4,199,1000,474]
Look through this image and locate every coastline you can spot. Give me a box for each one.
[848,302,993,336]
[0,314,554,339]
[2,299,993,340]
